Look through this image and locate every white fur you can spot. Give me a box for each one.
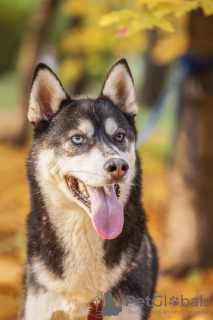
[25,193,128,318]
[27,142,136,318]
[25,203,127,318]
[102,63,138,115]
[78,119,94,138]
[24,132,137,318]
[25,286,89,320]
[28,69,66,123]
[25,61,142,319]
[36,141,136,212]
[104,118,118,136]
[30,206,127,301]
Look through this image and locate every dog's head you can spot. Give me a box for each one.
[28,59,138,240]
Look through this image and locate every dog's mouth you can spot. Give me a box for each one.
[66,177,91,207]
[66,176,120,208]
[66,176,123,240]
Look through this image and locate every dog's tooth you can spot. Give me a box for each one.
[83,191,89,198]
[79,182,86,192]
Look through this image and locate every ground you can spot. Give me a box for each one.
[0,121,213,319]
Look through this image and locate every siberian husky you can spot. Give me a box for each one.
[18,59,158,320]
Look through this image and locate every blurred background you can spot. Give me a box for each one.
[0,0,213,319]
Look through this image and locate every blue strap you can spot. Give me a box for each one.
[136,59,189,149]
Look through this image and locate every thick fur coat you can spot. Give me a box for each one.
[18,59,158,320]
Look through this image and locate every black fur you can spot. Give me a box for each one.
[26,166,65,278]
[20,59,158,320]
[103,154,144,267]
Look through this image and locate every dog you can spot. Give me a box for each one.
[18,58,158,320]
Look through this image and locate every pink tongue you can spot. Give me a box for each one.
[85,185,124,239]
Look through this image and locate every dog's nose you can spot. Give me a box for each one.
[104,158,129,179]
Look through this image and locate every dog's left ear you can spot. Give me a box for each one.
[100,58,138,116]
[28,63,67,124]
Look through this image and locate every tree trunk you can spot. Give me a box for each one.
[139,29,168,107]
[13,0,60,144]
[168,10,213,275]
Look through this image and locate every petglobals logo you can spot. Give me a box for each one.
[91,292,211,319]
[126,295,211,308]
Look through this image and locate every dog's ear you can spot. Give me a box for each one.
[100,58,138,116]
[28,63,67,124]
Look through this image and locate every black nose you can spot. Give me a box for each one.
[104,158,129,179]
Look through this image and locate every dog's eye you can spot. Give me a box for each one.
[115,133,124,141]
[71,135,84,144]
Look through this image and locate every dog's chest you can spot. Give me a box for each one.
[33,208,125,303]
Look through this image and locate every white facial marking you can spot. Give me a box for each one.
[36,138,136,217]
[78,119,94,138]
[104,118,118,136]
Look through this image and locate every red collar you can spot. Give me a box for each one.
[125,266,131,274]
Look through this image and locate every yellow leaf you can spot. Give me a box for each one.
[136,0,166,10]
[0,256,22,287]
[99,12,120,27]
[130,13,155,31]
[152,32,188,64]
[63,0,88,17]
[174,0,199,17]
[100,10,135,27]
[0,294,18,319]
[59,59,83,84]
[153,17,174,32]
[201,0,213,15]
[140,13,175,32]
[153,3,175,17]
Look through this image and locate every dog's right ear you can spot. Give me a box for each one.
[100,58,138,116]
[28,63,67,125]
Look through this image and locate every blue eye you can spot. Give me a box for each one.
[72,135,84,144]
